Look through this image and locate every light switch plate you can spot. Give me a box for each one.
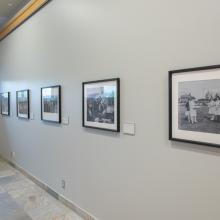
[123,122,135,135]
[62,117,69,125]
[30,113,34,120]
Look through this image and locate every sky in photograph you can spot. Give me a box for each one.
[179,79,220,99]
[87,86,115,98]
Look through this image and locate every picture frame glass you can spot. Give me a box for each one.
[17,90,29,119]
[83,79,119,131]
[170,66,220,146]
[1,92,9,115]
[41,86,60,123]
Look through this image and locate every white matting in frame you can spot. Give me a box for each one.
[83,78,120,132]
[41,86,61,123]
[170,65,220,147]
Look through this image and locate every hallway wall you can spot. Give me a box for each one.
[1,0,220,219]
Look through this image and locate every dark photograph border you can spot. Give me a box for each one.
[82,78,120,132]
[41,85,61,123]
[1,92,10,116]
[16,89,30,119]
[169,64,220,148]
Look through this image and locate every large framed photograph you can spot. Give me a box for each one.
[16,90,30,119]
[169,65,220,148]
[1,92,10,116]
[83,78,120,132]
[41,85,61,123]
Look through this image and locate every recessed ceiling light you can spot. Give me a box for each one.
[8,3,13,7]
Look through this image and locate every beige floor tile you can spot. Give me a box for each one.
[0,159,84,220]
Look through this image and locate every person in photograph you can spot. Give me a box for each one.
[87,102,94,121]
[189,97,197,124]
[93,96,105,122]
[185,98,190,122]
[208,96,216,121]
[98,97,106,115]
[215,96,220,121]
[98,97,108,122]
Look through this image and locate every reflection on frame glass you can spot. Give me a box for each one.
[1,92,10,116]
[17,90,30,119]
[169,65,220,148]
[41,85,61,123]
[83,78,120,132]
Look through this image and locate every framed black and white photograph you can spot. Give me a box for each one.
[169,65,220,148]
[83,78,120,132]
[1,92,10,116]
[16,90,30,119]
[41,85,61,123]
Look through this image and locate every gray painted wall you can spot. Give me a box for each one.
[1,0,220,219]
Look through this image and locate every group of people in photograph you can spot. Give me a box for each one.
[208,96,220,121]
[184,94,220,124]
[87,95,114,124]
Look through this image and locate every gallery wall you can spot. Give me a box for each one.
[1,0,220,219]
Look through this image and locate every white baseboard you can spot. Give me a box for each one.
[0,155,98,220]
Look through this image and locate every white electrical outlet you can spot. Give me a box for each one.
[61,180,66,189]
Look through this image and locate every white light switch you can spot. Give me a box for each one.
[30,113,34,120]
[123,122,135,135]
[62,117,69,125]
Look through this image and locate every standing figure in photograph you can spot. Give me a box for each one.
[189,97,197,124]
[215,96,220,121]
[208,97,216,121]
[87,101,94,121]
[185,99,191,122]
[93,96,106,123]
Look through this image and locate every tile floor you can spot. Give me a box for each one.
[0,158,83,220]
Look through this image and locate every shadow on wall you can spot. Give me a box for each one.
[42,121,62,128]
[170,140,220,157]
[83,127,121,139]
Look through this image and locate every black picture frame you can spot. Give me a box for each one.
[16,89,30,119]
[82,78,120,132]
[41,85,61,123]
[1,92,10,116]
[169,64,220,148]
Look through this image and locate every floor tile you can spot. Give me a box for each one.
[0,158,84,220]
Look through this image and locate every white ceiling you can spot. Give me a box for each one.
[0,0,31,29]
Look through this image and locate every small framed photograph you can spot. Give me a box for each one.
[41,85,61,123]
[169,64,220,148]
[83,78,120,132]
[1,92,10,116]
[16,90,30,119]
